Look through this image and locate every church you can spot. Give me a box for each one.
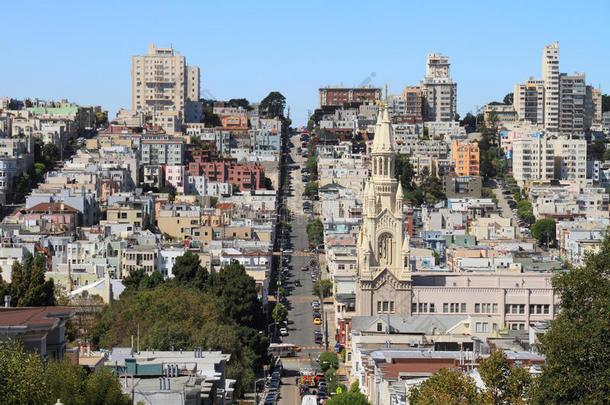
[355,100,413,316]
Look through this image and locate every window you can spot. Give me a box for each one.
[443,303,449,313]
[493,303,498,313]
[377,301,382,312]
[377,323,383,332]
[461,303,467,313]
[390,302,395,312]
[412,303,417,313]
[429,303,435,313]
[382,301,389,312]
[475,303,480,313]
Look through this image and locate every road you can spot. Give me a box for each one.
[276,132,325,405]
[491,180,521,238]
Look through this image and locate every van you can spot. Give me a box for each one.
[301,395,317,405]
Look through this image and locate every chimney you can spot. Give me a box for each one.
[4,295,10,308]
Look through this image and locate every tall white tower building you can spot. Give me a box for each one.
[541,42,560,133]
[356,98,412,316]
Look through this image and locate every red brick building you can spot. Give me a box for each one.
[188,161,265,190]
[318,87,382,107]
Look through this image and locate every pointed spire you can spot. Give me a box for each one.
[371,100,394,154]
[396,178,403,200]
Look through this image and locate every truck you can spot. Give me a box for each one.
[301,395,317,405]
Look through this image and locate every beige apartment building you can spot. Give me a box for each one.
[106,201,146,230]
[131,44,199,113]
[157,209,201,240]
[420,54,457,122]
[121,246,158,277]
[512,134,555,186]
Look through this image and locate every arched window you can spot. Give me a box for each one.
[378,232,393,265]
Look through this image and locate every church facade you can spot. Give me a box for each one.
[355,102,413,316]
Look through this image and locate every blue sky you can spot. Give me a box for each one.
[1,0,608,125]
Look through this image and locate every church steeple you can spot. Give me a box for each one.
[356,85,412,317]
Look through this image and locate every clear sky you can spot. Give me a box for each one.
[1,0,608,126]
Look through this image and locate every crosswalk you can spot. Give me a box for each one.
[271,250,316,257]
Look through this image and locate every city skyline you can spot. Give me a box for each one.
[1,0,609,125]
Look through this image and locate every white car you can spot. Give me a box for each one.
[279,327,288,336]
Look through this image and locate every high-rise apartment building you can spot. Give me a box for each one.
[131,44,200,114]
[513,43,601,135]
[512,134,555,186]
[542,43,560,133]
[420,54,457,122]
[402,86,424,123]
[550,138,587,184]
[514,79,545,126]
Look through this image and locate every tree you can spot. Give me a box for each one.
[303,181,318,198]
[272,302,288,323]
[408,368,484,405]
[602,94,610,113]
[172,251,208,290]
[95,111,108,128]
[84,367,131,405]
[201,106,221,127]
[516,200,535,225]
[503,92,514,105]
[318,351,339,372]
[207,263,264,330]
[461,112,477,131]
[0,340,49,405]
[531,218,556,247]
[228,98,251,110]
[306,219,324,246]
[588,138,607,161]
[42,143,59,166]
[530,234,610,404]
[394,153,416,192]
[312,279,333,298]
[264,176,274,190]
[478,350,531,405]
[325,392,370,405]
[259,91,286,119]
[45,358,88,405]
[305,156,318,177]
[10,252,55,307]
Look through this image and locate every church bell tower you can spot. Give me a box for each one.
[356,89,412,316]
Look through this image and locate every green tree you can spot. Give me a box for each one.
[312,279,333,298]
[306,219,324,246]
[503,92,514,105]
[318,351,339,372]
[272,302,288,323]
[394,153,416,192]
[45,358,87,405]
[531,218,556,247]
[478,350,531,405]
[325,392,370,405]
[10,252,55,307]
[588,138,607,161]
[460,112,477,130]
[207,263,264,330]
[304,181,318,198]
[259,91,286,118]
[228,98,251,110]
[305,156,318,177]
[84,367,131,405]
[408,368,484,405]
[201,106,221,127]
[172,251,208,290]
[602,94,610,113]
[0,340,49,405]
[516,200,535,225]
[95,111,108,128]
[530,234,610,404]
[41,143,59,166]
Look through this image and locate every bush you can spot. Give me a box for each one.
[318,351,338,372]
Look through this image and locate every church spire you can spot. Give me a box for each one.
[371,96,394,155]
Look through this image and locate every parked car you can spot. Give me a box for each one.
[313,318,321,325]
[295,280,301,287]
[280,327,288,336]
